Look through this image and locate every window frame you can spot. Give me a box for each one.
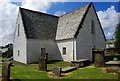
[18,50,20,56]
[91,20,95,34]
[18,24,20,37]
[63,47,66,55]
[41,48,46,54]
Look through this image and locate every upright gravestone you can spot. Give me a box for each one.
[92,48,105,67]
[39,48,48,71]
[118,70,120,81]
[2,62,11,81]
[52,66,61,77]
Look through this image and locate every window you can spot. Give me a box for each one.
[18,24,20,37]
[63,47,66,55]
[18,50,20,56]
[91,20,95,34]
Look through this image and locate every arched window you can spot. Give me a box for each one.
[91,20,95,34]
[18,24,20,37]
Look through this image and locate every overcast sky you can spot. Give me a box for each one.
[0,0,120,46]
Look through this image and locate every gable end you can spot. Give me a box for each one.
[74,2,106,41]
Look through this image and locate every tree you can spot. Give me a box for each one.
[114,23,120,49]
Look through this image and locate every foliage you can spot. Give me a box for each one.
[105,54,120,61]
[114,23,120,49]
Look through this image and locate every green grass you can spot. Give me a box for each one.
[10,60,118,80]
[11,65,50,79]
[47,60,70,70]
[65,68,117,79]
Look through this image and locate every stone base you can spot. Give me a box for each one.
[106,61,120,73]
[106,66,120,73]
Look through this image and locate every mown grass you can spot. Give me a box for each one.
[47,60,70,70]
[10,60,118,80]
[11,65,50,79]
[65,67,117,79]
[11,61,70,79]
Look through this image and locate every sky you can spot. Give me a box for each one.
[0,0,120,46]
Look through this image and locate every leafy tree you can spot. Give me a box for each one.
[114,23,120,49]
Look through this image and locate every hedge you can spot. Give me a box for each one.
[105,54,120,61]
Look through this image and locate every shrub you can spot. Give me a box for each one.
[105,54,120,61]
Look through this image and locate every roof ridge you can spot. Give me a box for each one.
[59,2,92,18]
[74,2,93,37]
[19,7,59,18]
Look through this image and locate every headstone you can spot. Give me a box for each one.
[118,70,120,81]
[39,48,48,71]
[52,66,61,77]
[39,58,47,71]
[92,48,105,67]
[2,62,11,81]
[106,61,120,73]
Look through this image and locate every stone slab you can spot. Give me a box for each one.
[106,61,120,73]
[71,59,89,67]
[62,66,77,73]
[106,61,120,65]
[71,59,89,63]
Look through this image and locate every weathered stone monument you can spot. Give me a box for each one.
[39,48,48,71]
[2,62,11,81]
[92,48,105,67]
[52,66,61,77]
[106,61,120,73]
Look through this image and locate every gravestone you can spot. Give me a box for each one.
[118,70,120,81]
[92,48,105,67]
[39,48,48,71]
[106,61,120,73]
[2,62,11,81]
[52,66,61,77]
[71,59,89,68]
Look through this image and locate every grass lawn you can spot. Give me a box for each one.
[66,67,117,79]
[10,60,118,80]
[11,65,50,79]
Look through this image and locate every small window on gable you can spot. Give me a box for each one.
[63,47,66,55]
[18,24,20,37]
[18,50,20,56]
[91,20,95,34]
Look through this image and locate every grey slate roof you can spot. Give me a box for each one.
[56,4,89,40]
[20,8,59,40]
[19,3,106,41]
